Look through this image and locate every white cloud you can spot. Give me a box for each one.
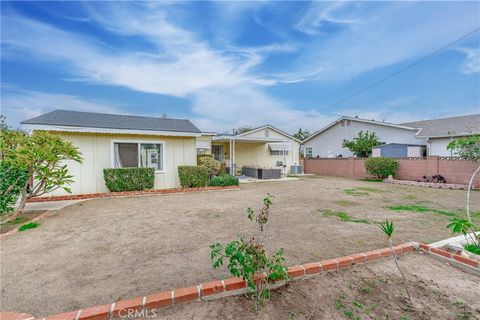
[456,47,480,74]
[1,89,123,128]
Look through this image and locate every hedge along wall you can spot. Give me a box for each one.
[303,156,480,187]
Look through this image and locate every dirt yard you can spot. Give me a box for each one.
[154,253,480,320]
[1,176,479,317]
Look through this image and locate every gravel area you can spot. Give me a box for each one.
[1,176,478,317]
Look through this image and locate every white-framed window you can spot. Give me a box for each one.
[265,129,269,137]
[112,140,165,172]
[305,147,313,158]
[270,150,289,156]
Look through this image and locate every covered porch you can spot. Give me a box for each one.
[211,135,291,178]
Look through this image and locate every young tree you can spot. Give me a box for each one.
[233,126,253,135]
[379,220,412,305]
[447,135,480,225]
[1,128,83,220]
[342,131,383,157]
[293,128,310,141]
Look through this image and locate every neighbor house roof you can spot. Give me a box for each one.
[400,114,480,138]
[21,110,201,136]
[303,116,418,143]
[236,124,302,143]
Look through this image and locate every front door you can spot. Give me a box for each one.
[212,145,224,161]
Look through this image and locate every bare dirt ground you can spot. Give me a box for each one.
[155,253,480,320]
[1,176,479,317]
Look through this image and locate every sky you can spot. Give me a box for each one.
[1,1,479,134]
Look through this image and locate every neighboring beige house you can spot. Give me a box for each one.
[21,110,201,195]
[208,125,302,177]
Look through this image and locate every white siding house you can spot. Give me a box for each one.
[303,117,422,158]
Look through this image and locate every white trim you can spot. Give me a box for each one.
[110,139,166,173]
[22,124,201,137]
[303,116,419,143]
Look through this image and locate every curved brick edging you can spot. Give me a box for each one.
[27,186,240,203]
[419,243,480,275]
[0,210,50,241]
[26,242,419,320]
[0,312,34,320]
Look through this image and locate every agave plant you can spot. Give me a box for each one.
[379,220,412,304]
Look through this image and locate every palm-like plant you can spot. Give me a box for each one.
[446,218,479,250]
[379,220,412,304]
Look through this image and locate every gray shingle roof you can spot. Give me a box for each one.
[21,110,201,133]
[400,114,480,137]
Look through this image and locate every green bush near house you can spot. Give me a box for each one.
[0,162,29,215]
[199,156,222,177]
[103,167,155,192]
[364,157,399,180]
[197,154,213,165]
[178,166,209,188]
[209,174,239,187]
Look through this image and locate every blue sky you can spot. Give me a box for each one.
[1,1,479,133]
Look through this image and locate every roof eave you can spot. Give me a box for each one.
[21,124,201,137]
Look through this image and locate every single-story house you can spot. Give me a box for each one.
[400,114,480,156]
[372,143,426,158]
[302,116,422,158]
[21,110,201,195]
[303,114,479,158]
[206,125,301,177]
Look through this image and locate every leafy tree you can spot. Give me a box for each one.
[1,127,83,220]
[342,131,383,157]
[0,162,29,215]
[447,135,480,225]
[293,128,310,141]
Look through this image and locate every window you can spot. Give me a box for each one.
[305,147,313,158]
[270,150,289,156]
[113,142,164,171]
[265,129,269,137]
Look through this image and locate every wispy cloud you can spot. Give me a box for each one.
[456,47,480,74]
[1,88,123,127]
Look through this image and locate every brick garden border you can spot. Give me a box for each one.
[27,186,240,203]
[2,242,479,320]
[419,243,480,276]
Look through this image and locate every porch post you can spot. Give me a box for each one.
[232,138,236,175]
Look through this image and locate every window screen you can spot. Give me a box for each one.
[114,142,163,171]
[114,143,138,167]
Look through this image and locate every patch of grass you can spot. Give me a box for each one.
[18,222,40,232]
[404,194,417,200]
[352,301,364,309]
[320,209,373,224]
[344,188,369,196]
[333,200,357,207]
[357,178,383,182]
[357,278,377,294]
[386,204,458,217]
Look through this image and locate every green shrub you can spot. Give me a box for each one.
[178,166,208,188]
[103,167,155,192]
[199,156,222,177]
[19,221,40,232]
[209,174,239,187]
[364,157,399,179]
[0,162,29,215]
[197,154,213,164]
